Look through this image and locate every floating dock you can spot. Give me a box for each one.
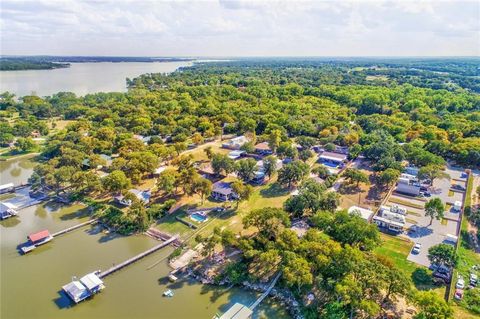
[98,235,179,278]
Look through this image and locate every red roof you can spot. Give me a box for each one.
[28,230,51,242]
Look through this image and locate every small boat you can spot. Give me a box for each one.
[168,274,178,282]
[163,289,174,297]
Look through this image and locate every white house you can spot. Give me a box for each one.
[222,136,249,150]
[373,206,406,233]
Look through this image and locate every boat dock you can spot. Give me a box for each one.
[98,235,179,278]
[19,219,98,254]
[51,219,98,237]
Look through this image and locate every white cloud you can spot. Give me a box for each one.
[0,0,478,56]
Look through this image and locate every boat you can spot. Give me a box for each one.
[168,274,178,282]
[163,289,174,297]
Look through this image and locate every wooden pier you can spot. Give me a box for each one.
[98,235,178,278]
[249,272,281,310]
[51,219,98,237]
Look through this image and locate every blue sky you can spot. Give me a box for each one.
[1,0,479,56]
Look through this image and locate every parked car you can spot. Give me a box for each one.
[412,243,422,254]
[437,265,451,274]
[429,263,439,272]
[454,289,464,300]
[456,277,465,289]
[461,172,468,179]
[433,271,451,283]
[470,273,478,286]
[452,184,465,191]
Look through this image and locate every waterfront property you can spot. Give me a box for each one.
[0,202,18,220]
[211,181,238,202]
[114,189,151,206]
[62,272,105,304]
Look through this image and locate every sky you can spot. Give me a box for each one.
[1,0,479,57]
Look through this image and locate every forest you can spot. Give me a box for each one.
[1,58,479,318]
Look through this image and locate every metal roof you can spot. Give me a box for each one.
[28,230,51,242]
[80,273,104,291]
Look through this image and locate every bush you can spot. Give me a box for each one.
[463,289,480,314]
[147,199,176,219]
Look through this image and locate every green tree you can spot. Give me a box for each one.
[413,291,453,319]
[282,252,313,293]
[299,149,313,162]
[193,177,212,204]
[231,180,253,208]
[343,168,369,188]
[277,161,310,188]
[262,155,278,179]
[312,165,330,179]
[157,169,178,195]
[268,129,282,153]
[235,158,257,182]
[427,244,457,268]
[418,165,450,184]
[102,170,131,195]
[15,137,36,152]
[424,198,444,226]
[378,168,401,188]
[243,207,291,240]
[211,153,235,176]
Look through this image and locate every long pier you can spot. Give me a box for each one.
[98,235,178,278]
[51,219,98,237]
[249,272,281,310]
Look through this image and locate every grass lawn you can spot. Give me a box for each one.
[154,175,291,246]
[375,233,417,274]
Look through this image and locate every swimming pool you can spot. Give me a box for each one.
[321,161,339,168]
[190,213,208,223]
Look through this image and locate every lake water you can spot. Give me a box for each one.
[0,61,193,97]
[0,157,289,318]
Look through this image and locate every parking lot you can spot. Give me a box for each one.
[384,164,467,267]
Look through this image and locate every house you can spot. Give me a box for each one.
[0,183,15,194]
[28,230,53,246]
[405,166,419,176]
[256,159,283,171]
[114,189,151,206]
[373,207,405,233]
[82,154,112,170]
[0,202,18,220]
[211,182,238,202]
[222,136,248,150]
[396,175,421,196]
[228,150,245,160]
[251,171,266,185]
[254,142,273,155]
[318,151,348,166]
[348,206,374,222]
